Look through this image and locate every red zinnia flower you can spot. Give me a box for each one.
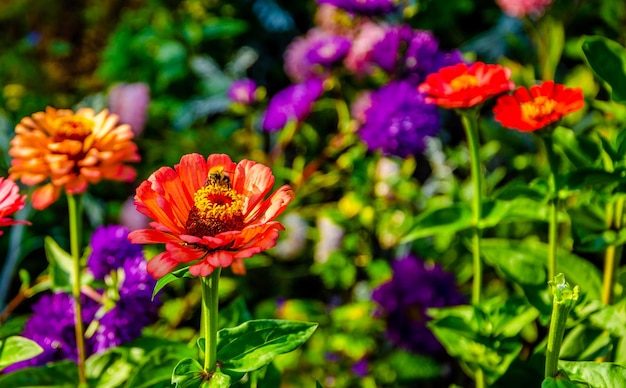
[0,177,29,234]
[418,62,514,109]
[128,153,294,278]
[493,80,584,132]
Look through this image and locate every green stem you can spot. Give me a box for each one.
[68,194,87,386]
[545,274,579,378]
[545,298,568,378]
[602,197,624,306]
[461,111,483,305]
[542,134,559,281]
[475,368,485,388]
[201,268,221,373]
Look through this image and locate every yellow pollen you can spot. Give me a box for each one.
[449,74,479,92]
[520,96,557,121]
[54,115,95,141]
[186,181,245,237]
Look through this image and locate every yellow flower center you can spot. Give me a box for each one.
[186,174,245,238]
[520,96,557,121]
[53,115,95,141]
[449,74,479,92]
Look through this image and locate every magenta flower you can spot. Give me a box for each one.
[227,79,258,105]
[261,78,325,132]
[317,0,399,15]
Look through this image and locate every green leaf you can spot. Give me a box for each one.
[582,36,626,103]
[386,351,441,381]
[171,357,205,388]
[44,236,74,291]
[541,376,581,388]
[217,319,318,373]
[553,126,601,169]
[219,297,252,330]
[589,299,626,337]
[0,336,43,370]
[0,316,29,340]
[207,369,230,388]
[427,305,523,384]
[124,341,197,388]
[401,204,472,243]
[563,169,623,190]
[0,359,78,387]
[202,18,248,40]
[152,267,193,300]
[480,238,602,301]
[86,348,133,388]
[559,360,626,387]
[481,239,547,286]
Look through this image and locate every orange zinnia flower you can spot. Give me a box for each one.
[418,62,514,109]
[493,81,584,132]
[128,153,294,278]
[0,177,30,234]
[8,107,140,210]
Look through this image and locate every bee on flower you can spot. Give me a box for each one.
[129,153,294,278]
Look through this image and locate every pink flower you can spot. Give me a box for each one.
[343,21,387,76]
[108,83,150,136]
[496,0,552,18]
[0,177,29,235]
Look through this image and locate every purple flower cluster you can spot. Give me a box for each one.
[357,81,440,157]
[262,78,325,132]
[317,0,399,15]
[371,29,464,84]
[5,225,159,371]
[372,255,465,355]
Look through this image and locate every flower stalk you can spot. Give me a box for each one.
[201,268,221,374]
[602,197,624,306]
[545,274,580,378]
[460,110,483,306]
[541,132,559,281]
[68,193,87,386]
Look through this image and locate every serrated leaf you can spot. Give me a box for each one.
[0,336,43,370]
[217,319,317,373]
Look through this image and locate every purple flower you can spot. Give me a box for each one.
[352,358,369,377]
[108,83,150,136]
[91,256,158,353]
[5,225,159,372]
[2,293,98,372]
[87,225,144,280]
[370,25,413,74]
[357,81,440,158]
[403,31,464,84]
[262,78,325,132]
[372,255,465,355]
[306,35,351,67]
[227,79,258,105]
[317,0,399,15]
